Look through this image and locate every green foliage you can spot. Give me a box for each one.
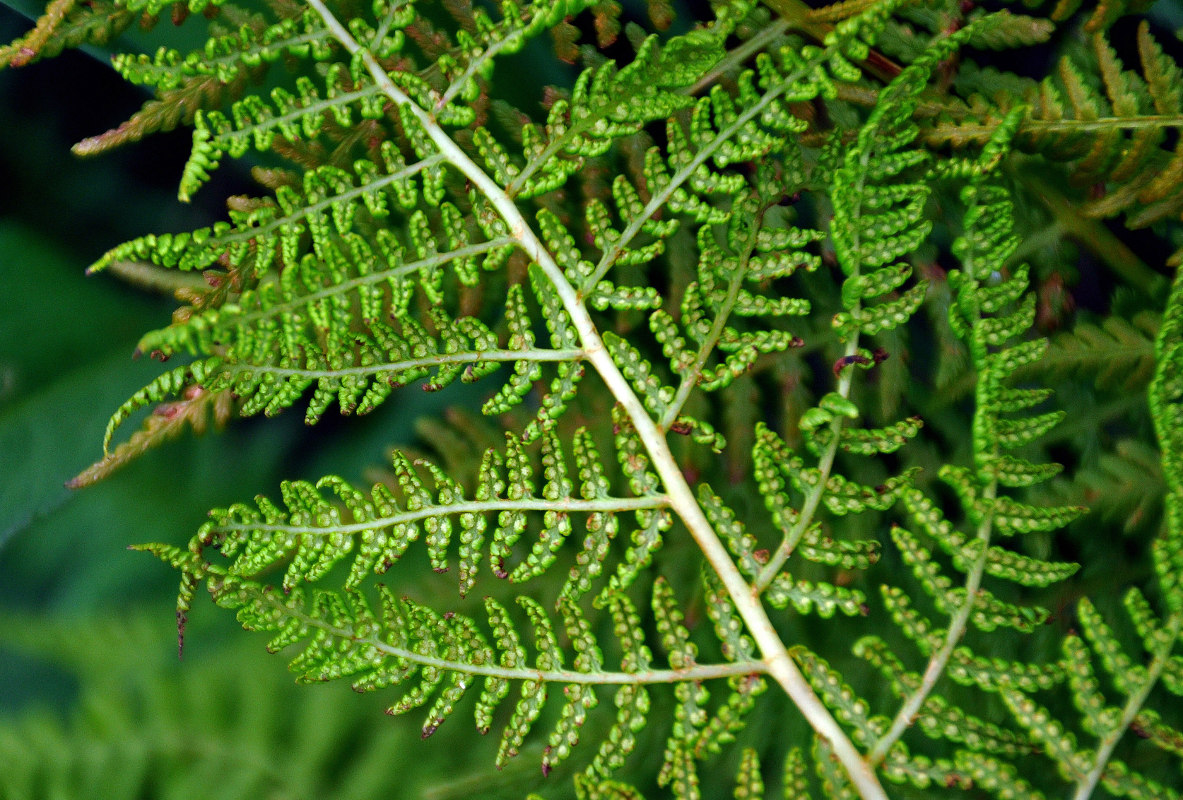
[0,613,553,800]
[937,21,1183,229]
[5,0,1183,797]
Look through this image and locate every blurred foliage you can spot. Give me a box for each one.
[0,612,558,800]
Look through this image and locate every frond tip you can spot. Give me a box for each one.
[71,375,233,488]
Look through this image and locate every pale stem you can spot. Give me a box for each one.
[223,347,584,380]
[216,495,670,538]
[243,576,770,685]
[868,507,994,765]
[1072,613,1182,800]
[660,204,762,430]
[751,338,859,594]
[304,1,888,796]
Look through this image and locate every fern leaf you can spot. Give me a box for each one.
[570,775,646,800]
[1000,590,1183,797]
[953,751,1048,800]
[766,572,867,618]
[30,0,1183,795]
[814,736,860,800]
[659,669,767,797]
[103,259,590,443]
[702,570,756,663]
[947,645,1066,693]
[938,23,1183,229]
[1028,312,1159,392]
[698,484,764,581]
[604,331,676,419]
[587,683,649,778]
[69,384,234,488]
[999,686,1091,783]
[879,744,969,791]
[601,410,673,597]
[1131,708,1183,760]
[865,120,1084,766]
[0,0,134,68]
[162,557,767,779]
[1150,259,1183,611]
[809,415,923,456]
[855,637,1032,755]
[95,360,227,455]
[195,433,667,595]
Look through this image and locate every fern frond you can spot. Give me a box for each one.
[1000,598,1182,798]
[0,613,459,800]
[69,384,234,489]
[739,24,986,632]
[1024,311,1159,392]
[829,24,944,322]
[700,482,868,618]
[794,645,885,749]
[111,10,333,92]
[750,422,888,591]
[89,145,458,277]
[1037,438,1164,535]
[658,668,767,796]
[862,109,1082,767]
[995,266,1183,796]
[1150,259,1183,612]
[148,542,766,779]
[857,636,1034,755]
[72,6,335,158]
[952,751,1048,800]
[93,226,563,450]
[937,23,1183,229]
[158,275,570,424]
[748,27,1010,607]
[191,428,667,599]
[503,31,720,200]
[568,745,811,800]
[29,0,1183,794]
[0,0,134,68]
[73,69,261,157]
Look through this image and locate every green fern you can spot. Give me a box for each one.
[855,113,1085,777]
[0,613,544,800]
[0,0,134,68]
[992,253,1183,800]
[6,0,1183,797]
[935,22,1183,229]
[1022,312,1160,392]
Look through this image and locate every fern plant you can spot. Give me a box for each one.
[5,0,1183,796]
